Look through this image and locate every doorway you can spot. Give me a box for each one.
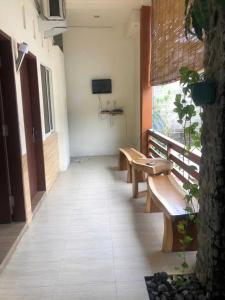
[0,31,26,223]
[20,53,46,209]
[0,79,11,223]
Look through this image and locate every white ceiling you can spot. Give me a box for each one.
[66,0,151,27]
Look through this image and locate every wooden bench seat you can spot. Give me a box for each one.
[147,175,199,252]
[119,148,146,183]
[132,158,173,198]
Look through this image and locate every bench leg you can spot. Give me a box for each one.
[145,190,160,213]
[127,163,132,183]
[145,191,152,213]
[119,152,127,171]
[132,167,138,197]
[132,167,147,197]
[137,171,146,182]
[132,167,145,195]
[162,215,174,252]
[162,215,197,252]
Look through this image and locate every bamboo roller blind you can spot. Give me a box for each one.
[151,0,204,86]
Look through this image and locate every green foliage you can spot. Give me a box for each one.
[173,68,201,153]
[179,67,201,86]
[216,0,225,8]
[153,87,174,135]
[174,67,201,275]
[185,0,225,41]
[185,0,210,41]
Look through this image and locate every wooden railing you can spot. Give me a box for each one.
[148,129,201,184]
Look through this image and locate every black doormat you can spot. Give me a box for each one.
[145,272,211,300]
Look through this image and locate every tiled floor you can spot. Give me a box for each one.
[0,223,25,266]
[0,156,196,300]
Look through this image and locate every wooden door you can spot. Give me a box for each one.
[0,77,11,223]
[0,31,26,222]
[20,58,38,200]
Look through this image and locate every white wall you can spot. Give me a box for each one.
[51,47,70,170]
[0,0,70,170]
[63,25,140,157]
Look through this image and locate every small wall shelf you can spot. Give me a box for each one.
[100,109,124,116]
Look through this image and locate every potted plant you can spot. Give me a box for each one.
[178,67,216,106]
[184,0,217,106]
[188,79,216,106]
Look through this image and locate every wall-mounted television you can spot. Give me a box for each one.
[92,79,112,94]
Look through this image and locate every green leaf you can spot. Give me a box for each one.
[184,194,193,203]
[193,140,201,148]
[175,94,182,102]
[181,261,189,270]
[190,187,200,198]
[177,223,185,233]
[183,235,193,245]
[183,182,191,190]
[189,165,198,172]
[185,207,194,214]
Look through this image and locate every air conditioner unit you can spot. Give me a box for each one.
[41,0,66,20]
[36,0,67,38]
[38,19,67,38]
[43,23,67,38]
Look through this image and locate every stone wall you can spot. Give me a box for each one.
[196,2,225,297]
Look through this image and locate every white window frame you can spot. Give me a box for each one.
[40,64,55,135]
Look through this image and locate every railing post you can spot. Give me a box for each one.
[148,131,151,158]
[167,143,171,160]
[147,129,200,183]
[167,143,172,175]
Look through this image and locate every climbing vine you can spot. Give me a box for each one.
[173,67,202,273]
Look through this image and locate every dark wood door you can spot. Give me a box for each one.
[20,58,38,200]
[0,31,26,222]
[0,77,11,223]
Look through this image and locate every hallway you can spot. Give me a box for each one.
[0,156,196,300]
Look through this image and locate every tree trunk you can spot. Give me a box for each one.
[196,2,225,297]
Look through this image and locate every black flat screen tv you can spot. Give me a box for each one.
[92,79,112,94]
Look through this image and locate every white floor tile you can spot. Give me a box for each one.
[0,156,196,300]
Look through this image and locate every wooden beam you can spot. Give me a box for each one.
[140,5,152,156]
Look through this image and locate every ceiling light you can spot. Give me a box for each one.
[94,15,100,18]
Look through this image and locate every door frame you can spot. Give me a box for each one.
[0,78,11,223]
[0,30,26,222]
[20,52,46,205]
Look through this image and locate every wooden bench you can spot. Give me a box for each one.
[119,148,146,183]
[132,158,173,198]
[147,175,198,252]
